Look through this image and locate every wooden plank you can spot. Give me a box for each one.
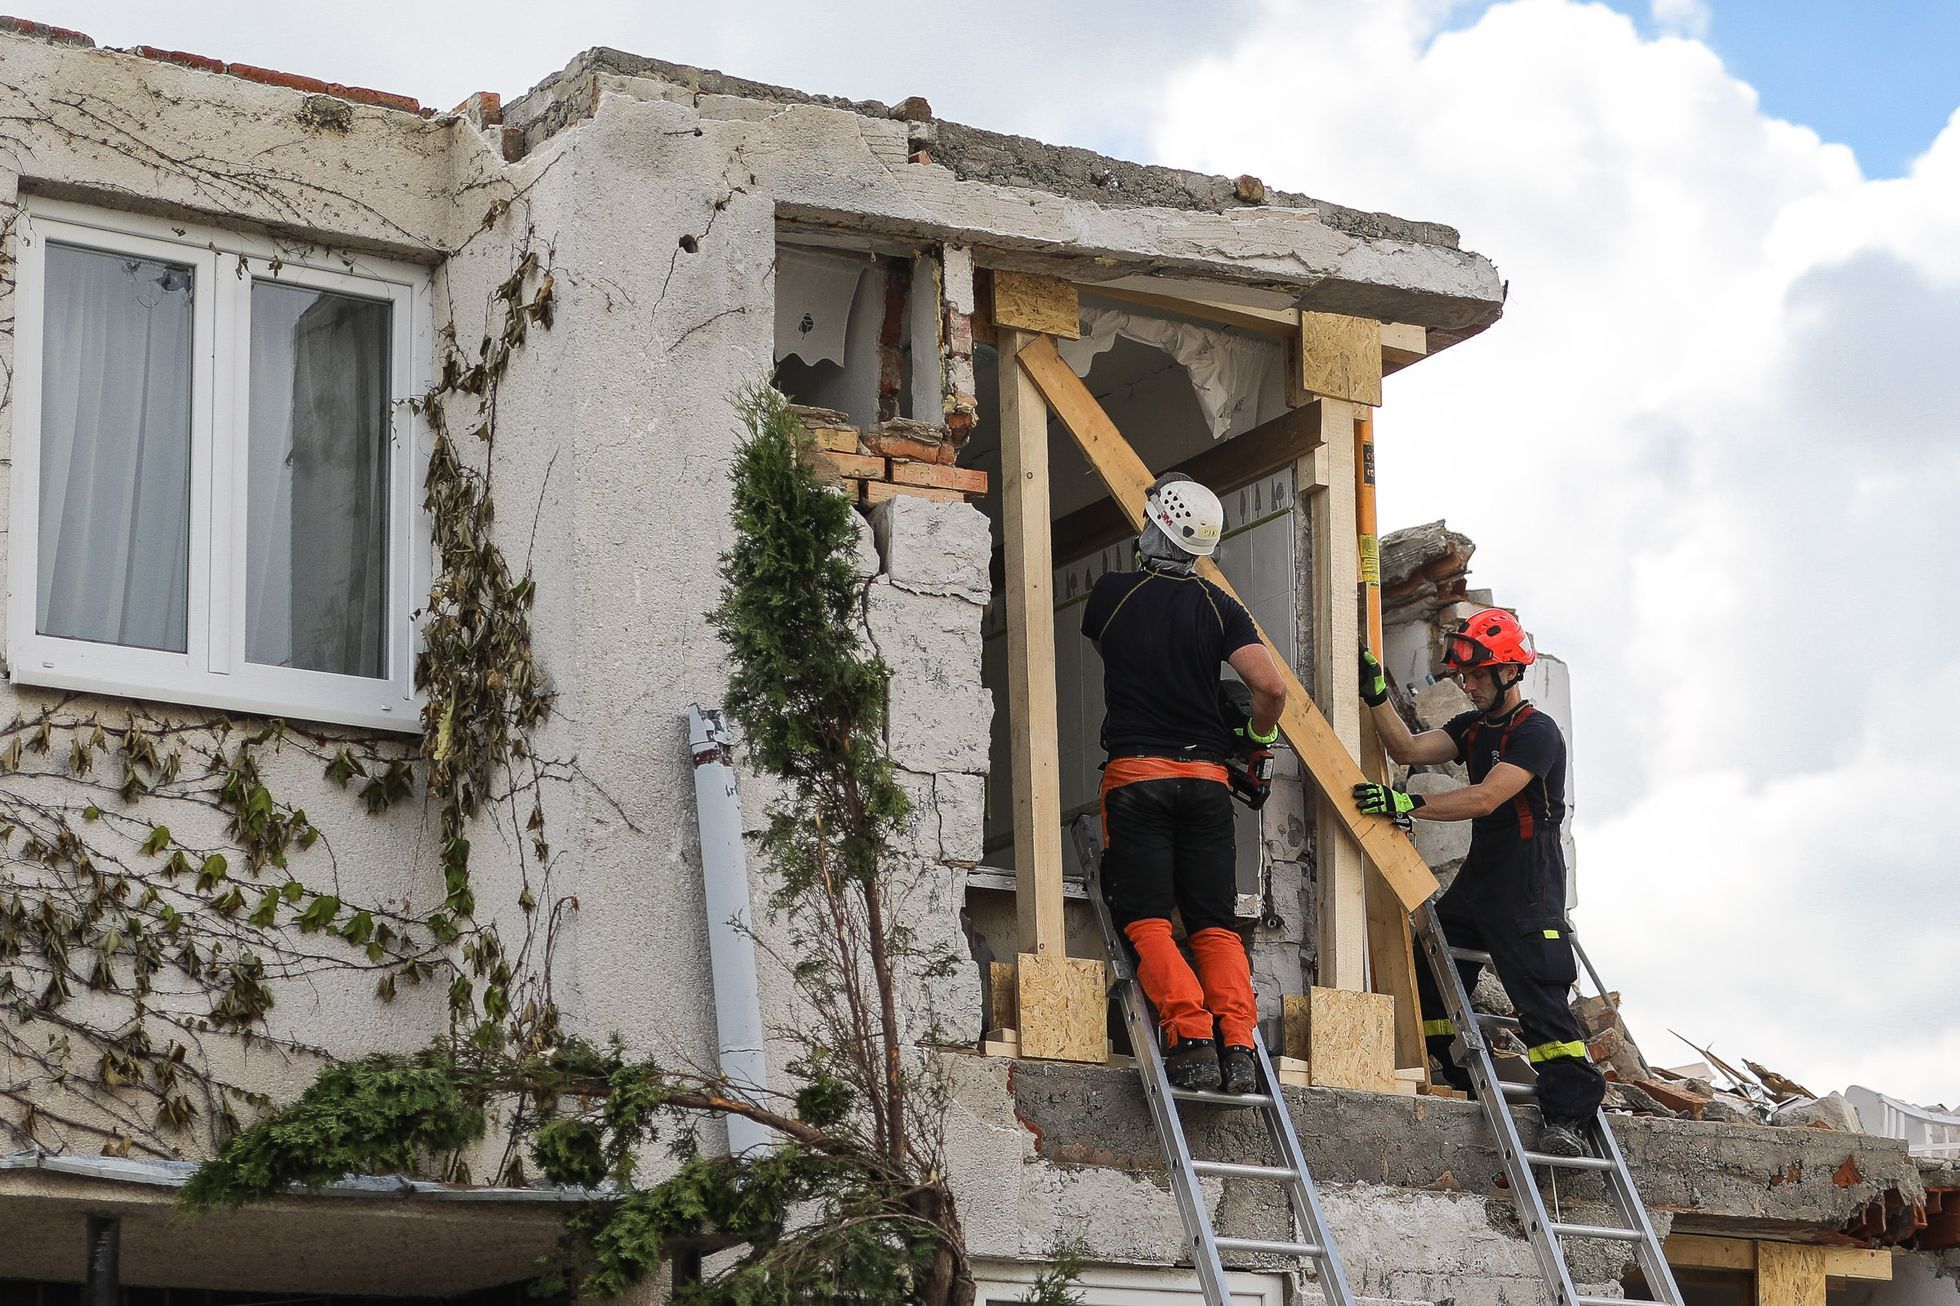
[864,480,965,505]
[1298,310,1384,407]
[1304,986,1397,1092]
[1310,398,1366,990]
[1282,993,1310,1061]
[988,959,1018,1034]
[1821,1249,1893,1281]
[1014,334,1440,913]
[1381,322,1427,375]
[1082,283,1297,337]
[889,460,988,493]
[1757,1243,1826,1306]
[1016,952,1108,1061]
[1043,400,1323,565]
[1364,714,1427,1072]
[1666,1235,1757,1272]
[993,270,1081,339]
[998,329,1068,956]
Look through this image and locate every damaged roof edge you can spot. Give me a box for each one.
[507,46,1467,250]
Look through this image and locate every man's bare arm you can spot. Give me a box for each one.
[1226,643,1287,738]
[1409,761,1535,821]
[1368,698,1460,766]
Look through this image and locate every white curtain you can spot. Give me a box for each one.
[245,282,390,679]
[37,243,195,652]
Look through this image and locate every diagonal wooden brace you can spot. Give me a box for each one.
[1015,334,1439,912]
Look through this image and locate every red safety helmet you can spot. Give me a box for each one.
[1443,608,1536,671]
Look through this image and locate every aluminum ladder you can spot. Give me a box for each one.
[1074,817,1356,1306]
[1412,901,1682,1306]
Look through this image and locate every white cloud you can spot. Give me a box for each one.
[1150,0,1960,1104]
[1651,0,1711,40]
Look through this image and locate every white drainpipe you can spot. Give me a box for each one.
[688,705,771,1156]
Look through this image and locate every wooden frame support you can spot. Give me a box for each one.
[1663,1236,1893,1285]
[997,326,1066,958]
[1014,334,1439,914]
[1305,396,1368,990]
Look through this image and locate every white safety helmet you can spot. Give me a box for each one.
[1145,477,1224,557]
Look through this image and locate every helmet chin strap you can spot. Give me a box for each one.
[1482,668,1526,723]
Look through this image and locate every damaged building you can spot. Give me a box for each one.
[0,16,1954,1305]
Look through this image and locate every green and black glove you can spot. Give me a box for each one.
[1353,782,1422,817]
[1360,650,1389,706]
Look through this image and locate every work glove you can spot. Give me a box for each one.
[1353,782,1423,818]
[1360,650,1389,706]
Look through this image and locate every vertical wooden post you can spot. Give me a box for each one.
[997,326,1066,958]
[1308,397,1366,991]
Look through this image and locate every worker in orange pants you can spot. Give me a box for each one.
[1081,474,1288,1093]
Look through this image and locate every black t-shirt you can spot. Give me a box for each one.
[1081,569,1262,759]
[1442,706,1567,847]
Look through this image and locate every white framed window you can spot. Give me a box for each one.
[8,199,431,731]
[971,1260,1285,1305]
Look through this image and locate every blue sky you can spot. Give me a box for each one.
[1596,0,1960,177]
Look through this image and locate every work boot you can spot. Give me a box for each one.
[1219,1045,1258,1096]
[1537,1118,1591,1158]
[1165,1036,1222,1091]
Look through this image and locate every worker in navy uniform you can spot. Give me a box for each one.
[1352,608,1604,1158]
[1081,474,1287,1094]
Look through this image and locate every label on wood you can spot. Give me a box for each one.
[993,270,1081,339]
[1298,310,1383,407]
[1757,1243,1826,1306]
[1016,952,1107,1062]
[1304,986,1396,1093]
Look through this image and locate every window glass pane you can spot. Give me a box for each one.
[37,242,194,652]
[245,281,392,679]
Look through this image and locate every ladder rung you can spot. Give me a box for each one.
[1550,1221,1644,1242]
[1580,1298,1654,1306]
[1191,1159,1297,1181]
[1523,1151,1615,1170]
[1449,946,1494,964]
[1499,1080,1536,1098]
[1213,1235,1324,1258]
[1171,1088,1272,1108]
[1477,1012,1522,1029]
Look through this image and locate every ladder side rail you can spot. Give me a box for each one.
[1248,1031,1356,1306]
[1590,1097,1683,1305]
[1414,903,1584,1306]
[1079,820,1236,1306]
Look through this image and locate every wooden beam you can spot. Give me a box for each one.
[1362,712,1427,1071]
[1082,283,1297,337]
[993,271,1080,339]
[998,327,1066,956]
[1666,1235,1757,1272]
[1042,400,1324,566]
[1295,310,1384,408]
[1757,1243,1826,1306]
[1381,321,1428,375]
[1309,398,1367,989]
[1665,1237,1894,1283]
[1013,334,1439,912]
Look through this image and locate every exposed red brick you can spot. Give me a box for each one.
[131,45,223,72]
[1833,1155,1863,1188]
[890,460,987,495]
[907,149,932,165]
[226,62,330,95]
[452,90,502,126]
[0,15,94,46]
[327,83,421,114]
[501,125,526,164]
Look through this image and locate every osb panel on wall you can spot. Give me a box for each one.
[993,270,1080,339]
[1016,952,1107,1061]
[1297,310,1383,407]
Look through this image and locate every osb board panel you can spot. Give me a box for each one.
[1757,1243,1826,1306]
[988,960,1017,1035]
[1305,986,1396,1093]
[1016,952,1107,1062]
[993,270,1080,339]
[1298,310,1383,407]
